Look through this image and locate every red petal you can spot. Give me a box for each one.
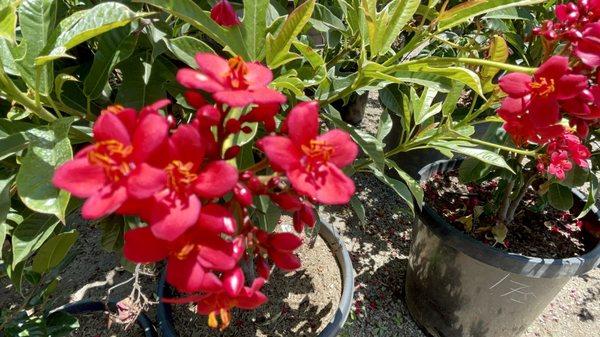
[132,113,169,163]
[81,185,128,219]
[176,68,224,93]
[257,136,302,171]
[535,56,568,80]
[123,227,168,263]
[169,124,204,168]
[286,101,320,145]
[184,91,207,109]
[197,204,237,235]
[222,267,245,297]
[166,255,222,293]
[250,88,287,105]
[288,164,355,205]
[93,112,131,144]
[556,74,588,100]
[270,193,302,211]
[213,90,254,107]
[317,129,358,168]
[53,158,106,198]
[237,291,268,310]
[126,163,166,199]
[269,232,303,252]
[150,194,201,241]
[139,99,170,119]
[195,53,230,83]
[196,237,237,271]
[269,250,301,271]
[194,161,238,198]
[210,0,240,27]
[498,73,532,97]
[246,63,274,88]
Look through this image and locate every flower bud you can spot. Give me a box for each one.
[225,119,241,134]
[185,91,207,109]
[210,0,240,27]
[234,183,253,207]
[224,146,241,160]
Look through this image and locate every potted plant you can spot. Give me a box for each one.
[405,2,600,336]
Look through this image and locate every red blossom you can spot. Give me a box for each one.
[210,0,240,27]
[575,23,600,68]
[255,230,303,271]
[177,54,286,107]
[52,103,169,219]
[258,101,358,204]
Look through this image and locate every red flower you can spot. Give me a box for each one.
[124,225,242,293]
[544,132,591,180]
[142,124,238,241]
[497,97,565,145]
[258,102,358,204]
[548,151,573,180]
[53,104,169,219]
[575,23,600,68]
[210,0,240,27]
[196,278,267,330]
[255,230,303,271]
[177,54,286,107]
[499,56,588,123]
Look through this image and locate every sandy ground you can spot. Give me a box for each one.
[1,94,598,336]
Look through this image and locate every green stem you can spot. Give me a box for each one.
[0,63,55,122]
[457,136,537,157]
[395,57,537,74]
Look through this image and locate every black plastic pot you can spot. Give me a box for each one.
[405,159,600,337]
[48,300,158,337]
[156,221,355,337]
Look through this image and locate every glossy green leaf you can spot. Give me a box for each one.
[55,73,79,106]
[349,196,366,224]
[547,184,574,211]
[136,0,248,59]
[430,140,514,173]
[393,62,483,97]
[36,2,140,65]
[578,175,598,219]
[11,213,61,267]
[387,159,424,207]
[376,109,393,142]
[481,35,508,93]
[16,118,74,221]
[0,132,29,160]
[243,0,268,60]
[168,36,215,68]
[46,311,79,337]
[32,230,78,274]
[436,0,545,31]
[257,195,282,232]
[99,215,125,252]
[83,27,138,99]
[266,0,316,68]
[0,176,11,259]
[115,56,173,109]
[0,0,17,43]
[371,166,415,214]
[378,0,420,55]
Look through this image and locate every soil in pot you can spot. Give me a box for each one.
[171,227,342,337]
[422,169,598,258]
[68,312,145,337]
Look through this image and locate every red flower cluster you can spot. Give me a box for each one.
[497,4,600,180]
[534,0,600,68]
[53,53,357,330]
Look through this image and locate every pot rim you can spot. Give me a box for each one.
[156,220,355,337]
[418,159,600,279]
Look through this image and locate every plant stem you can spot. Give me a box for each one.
[395,57,537,74]
[506,173,537,222]
[457,136,537,157]
[498,178,516,223]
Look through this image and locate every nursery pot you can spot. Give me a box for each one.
[47,300,158,337]
[156,221,355,337]
[405,159,600,337]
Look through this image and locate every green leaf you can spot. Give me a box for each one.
[578,175,598,219]
[16,0,58,95]
[378,0,420,55]
[436,0,545,32]
[387,159,424,207]
[257,195,282,232]
[83,27,138,99]
[481,35,508,93]
[0,0,17,43]
[16,118,74,221]
[168,36,215,68]
[243,0,268,60]
[99,215,125,252]
[0,132,29,160]
[0,175,12,225]
[11,213,61,267]
[376,109,393,142]
[266,0,316,68]
[370,166,415,214]
[36,2,140,65]
[349,196,366,224]
[115,56,174,109]
[393,62,483,97]
[54,73,79,106]
[547,184,574,211]
[136,0,248,59]
[46,311,79,337]
[32,230,78,274]
[430,140,514,173]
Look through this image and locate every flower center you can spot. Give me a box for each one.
[102,104,125,115]
[174,243,196,260]
[88,140,134,182]
[301,140,334,166]
[227,56,249,89]
[165,160,198,194]
[529,77,556,97]
[208,308,232,331]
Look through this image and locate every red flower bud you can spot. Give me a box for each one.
[270,193,302,211]
[210,0,240,27]
[234,183,253,207]
[255,255,271,279]
[224,146,241,160]
[198,105,221,126]
[185,91,207,109]
[225,119,241,134]
[247,176,267,194]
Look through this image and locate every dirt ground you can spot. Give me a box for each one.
[1,94,598,336]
